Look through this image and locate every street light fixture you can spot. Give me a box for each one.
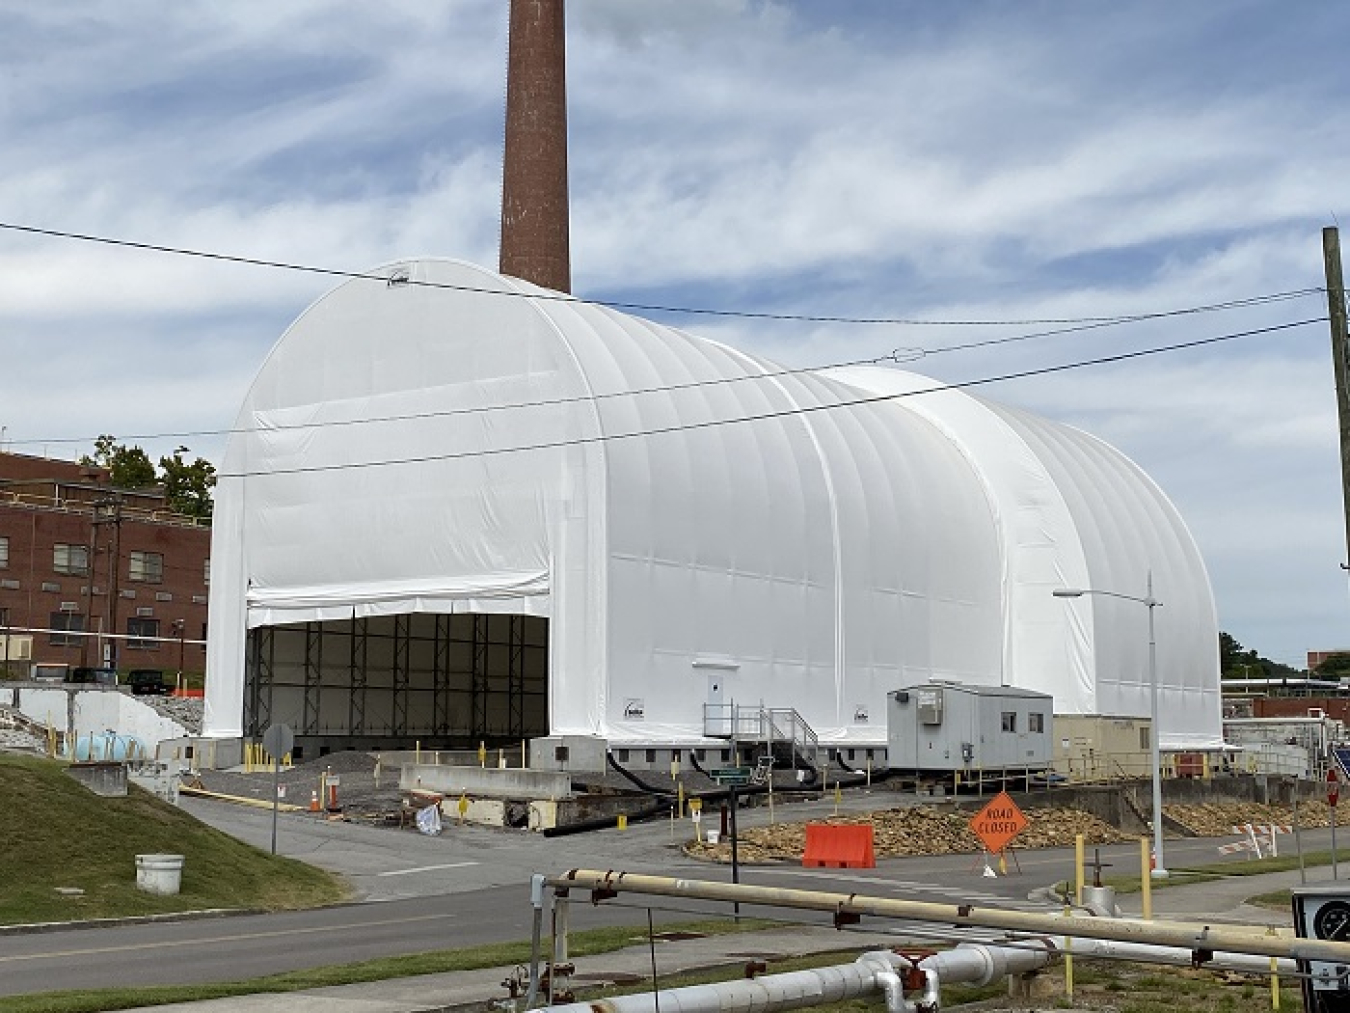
[1053,570,1168,879]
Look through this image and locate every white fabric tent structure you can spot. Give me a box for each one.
[204,259,1222,751]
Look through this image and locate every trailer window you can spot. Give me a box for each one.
[1001,711,1017,732]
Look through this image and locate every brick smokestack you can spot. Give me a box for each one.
[500,0,571,293]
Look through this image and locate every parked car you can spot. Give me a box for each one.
[126,669,171,696]
[64,667,118,687]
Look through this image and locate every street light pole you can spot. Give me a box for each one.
[1053,570,1168,879]
[1144,570,1166,879]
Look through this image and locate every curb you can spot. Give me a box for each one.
[0,906,263,936]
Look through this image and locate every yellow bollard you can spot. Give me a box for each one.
[415,740,421,764]
[617,814,628,831]
[1140,836,1153,920]
[678,782,685,819]
[478,741,487,768]
[1063,907,1074,999]
[457,793,469,824]
[1075,834,1085,906]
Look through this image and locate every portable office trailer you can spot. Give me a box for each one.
[887,682,1053,772]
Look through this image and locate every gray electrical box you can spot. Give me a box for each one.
[887,682,1053,772]
[916,686,944,726]
[1293,885,1350,1013]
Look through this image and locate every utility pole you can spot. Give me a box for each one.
[92,495,123,669]
[1325,227,1350,569]
[81,499,105,669]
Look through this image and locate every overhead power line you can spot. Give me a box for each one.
[12,301,1321,449]
[216,317,1325,479]
[0,220,1325,327]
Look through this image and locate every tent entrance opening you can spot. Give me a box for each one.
[243,612,547,754]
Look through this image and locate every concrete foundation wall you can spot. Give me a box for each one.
[401,762,572,799]
[157,736,244,770]
[10,685,188,757]
[67,761,128,797]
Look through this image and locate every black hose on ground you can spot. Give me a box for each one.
[824,749,892,787]
[540,800,669,837]
[605,750,677,797]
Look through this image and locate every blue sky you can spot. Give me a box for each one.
[2,1,1348,667]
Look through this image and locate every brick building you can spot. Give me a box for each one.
[0,451,210,678]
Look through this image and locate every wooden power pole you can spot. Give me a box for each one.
[1325,227,1350,566]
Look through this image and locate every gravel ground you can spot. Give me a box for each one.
[192,749,407,818]
[136,694,204,733]
[188,751,843,830]
[0,707,53,755]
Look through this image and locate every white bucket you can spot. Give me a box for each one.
[135,854,185,895]
[705,829,721,845]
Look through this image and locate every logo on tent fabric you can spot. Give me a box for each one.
[624,699,645,720]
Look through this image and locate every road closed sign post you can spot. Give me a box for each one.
[261,723,294,856]
[969,791,1028,873]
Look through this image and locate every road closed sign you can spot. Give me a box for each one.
[969,791,1028,854]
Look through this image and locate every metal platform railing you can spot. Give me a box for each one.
[702,703,820,769]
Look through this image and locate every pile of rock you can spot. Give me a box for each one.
[686,804,1128,863]
[1165,800,1336,835]
[137,695,204,734]
[0,707,52,755]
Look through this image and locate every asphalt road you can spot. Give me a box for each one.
[0,793,1342,997]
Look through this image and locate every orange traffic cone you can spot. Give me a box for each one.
[309,790,320,813]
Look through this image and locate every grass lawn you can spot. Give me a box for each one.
[0,919,782,1013]
[1055,848,1346,899]
[0,752,347,925]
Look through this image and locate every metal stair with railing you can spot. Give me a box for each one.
[702,703,820,772]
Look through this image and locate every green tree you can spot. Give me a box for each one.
[1219,630,1305,679]
[80,434,157,489]
[159,446,216,522]
[1313,653,1350,680]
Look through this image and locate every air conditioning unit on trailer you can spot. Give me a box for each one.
[0,636,33,661]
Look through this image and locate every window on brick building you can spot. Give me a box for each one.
[0,536,8,568]
[129,551,164,584]
[204,558,210,585]
[53,544,89,576]
[49,611,85,646]
[127,616,159,650]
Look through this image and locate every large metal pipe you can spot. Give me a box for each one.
[922,942,1053,986]
[545,950,910,1013]
[1049,936,1297,977]
[549,869,1348,964]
